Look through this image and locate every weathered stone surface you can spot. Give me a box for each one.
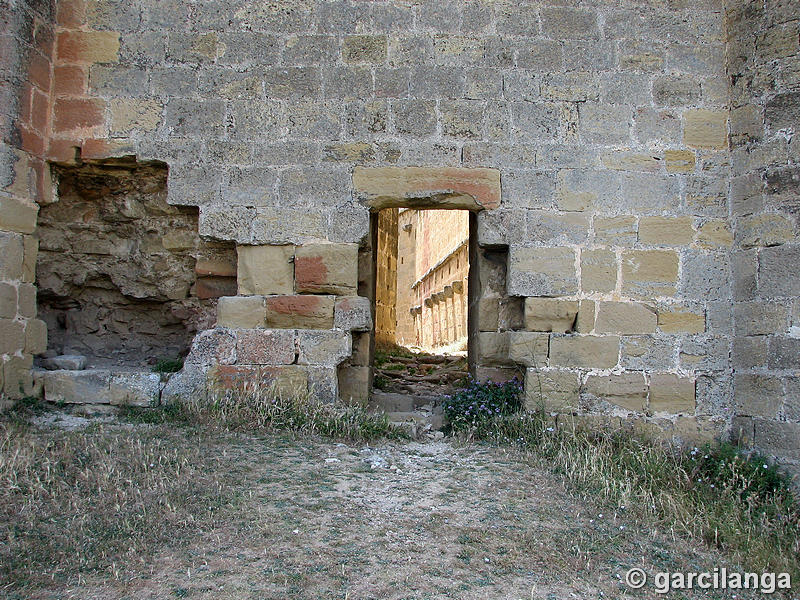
[43,369,112,404]
[0,232,24,281]
[575,300,596,333]
[638,217,694,246]
[595,302,657,335]
[767,337,800,369]
[620,335,677,370]
[508,247,578,297]
[353,167,501,210]
[338,365,370,404]
[683,109,728,149]
[680,336,730,371]
[524,298,578,333]
[621,250,679,298]
[0,319,24,355]
[236,329,295,365]
[593,215,637,245]
[109,371,162,407]
[217,295,266,329]
[297,330,351,366]
[580,249,617,294]
[184,329,237,367]
[265,295,335,329]
[758,245,800,297]
[735,214,795,248]
[649,374,695,414]
[237,245,295,296]
[549,335,619,369]
[508,332,549,367]
[478,331,510,366]
[583,373,647,412]
[734,302,788,336]
[24,319,47,355]
[754,420,800,461]
[334,296,372,331]
[525,368,580,412]
[42,354,87,371]
[734,374,783,418]
[295,243,358,295]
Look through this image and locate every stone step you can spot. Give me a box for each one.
[370,391,434,412]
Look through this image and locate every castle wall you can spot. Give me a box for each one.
[726,0,800,475]
[0,0,797,462]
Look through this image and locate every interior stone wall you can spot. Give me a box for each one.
[375,207,398,348]
[38,160,235,366]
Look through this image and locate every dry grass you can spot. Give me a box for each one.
[468,411,800,584]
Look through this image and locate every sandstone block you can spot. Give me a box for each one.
[212,365,309,399]
[664,149,696,173]
[196,259,237,278]
[3,355,33,399]
[735,214,794,249]
[195,277,238,299]
[524,298,578,332]
[556,169,620,212]
[683,109,728,149]
[734,302,788,336]
[638,216,694,246]
[0,196,39,235]
[334,296,372,331]
[580,249,617,293]
[0,283,15,319]
[0,319,25,355]
[237,245,295,296]
[649,374,695,413]
[24,319,47,355]
[695,220,733,248]
[549,335,619,369]
[508,246,578,297]
[342,35,387,64]
[754,420,800,461]
[758,245,800,297]
[43,369,112,404]
[0,232,24,281]
[679,336,729,371]
[595,302,657,335]
[295,243,358,295]
[620,335,677,370]
[734,374,783,418]
[53,98,107,133]
[350,332,371,366]
[308,366,338,403]
[111,98,162,133]
[109,372,162,407]
[583,372,647,411]
[216,295,266,329]
[478,295,499,331]
[353,167,501,210]
[478,331,510,366]
[593,215,636,245]
[184,329,237,367]
[22,236,38,283]
[474,366,522,384]
[767,337,800,370]
[236,329,296,365]
[509,332,549,367]
[525,368,580,412]
[161,367,208,406]
[297,330,351,366]
[57,30,120,64]
[265,295,334,329]
[681,250,731,301]
[621,250,678,298]
[16,284,36,319]
[575,300,596,333]
[338,365,370,405]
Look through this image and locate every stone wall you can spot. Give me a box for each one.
[726,0,800,475]
[38,160,235,365]
[1,0,798,465]
[0,0,55,402]
[395,208,416,346]
[375,207,397,348]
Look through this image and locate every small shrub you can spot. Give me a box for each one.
[152,357,184,374]
[441,377,524,432]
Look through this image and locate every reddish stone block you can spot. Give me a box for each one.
[56,31,119,64]
[47,139,80,163]
[294,243,358,295]
[81,138,136,160]
[194,276,238,299]
[19,125,46,156]
[195,259,237,278]
[53,98,105,132]
[31,89,50,134]
[235,329,296,365]
[33,20,55,57]
[57,0,86,27]
[18,83,33,125]
[27,50,51,92]
[53,65,86,96]
[265,295,335,329]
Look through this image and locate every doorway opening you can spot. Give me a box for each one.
[371,207,472,402]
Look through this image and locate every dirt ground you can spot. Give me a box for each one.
[8,414,784,600]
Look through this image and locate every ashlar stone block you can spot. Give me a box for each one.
[649,374,695,414]
[594,302,657,335]
[295,243,358,295]
[265,295,335,329]
[217,295,266,329]
[237,244,295,295]
[524,298,578,332]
